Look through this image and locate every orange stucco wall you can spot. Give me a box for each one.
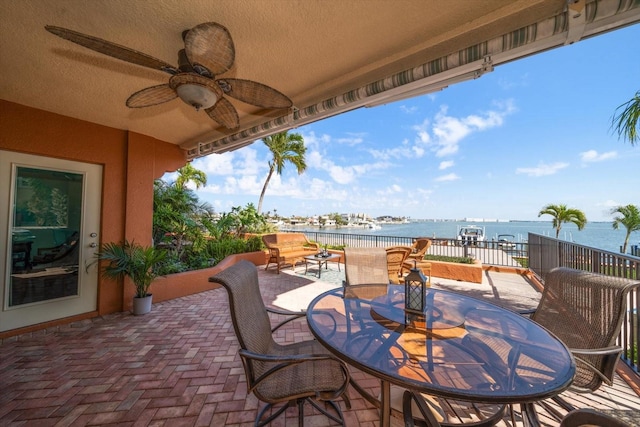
[0,100,186,335]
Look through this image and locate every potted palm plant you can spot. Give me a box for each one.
[96,240,166,315]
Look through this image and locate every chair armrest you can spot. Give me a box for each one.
[267,306,305,316]
[266,306,306,332]
[239,349,341,364]
[570,346,621,357]
[570,346,622,386]
[267,246,282,255]
[517,308,536,317]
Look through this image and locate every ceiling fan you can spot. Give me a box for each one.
[45,23,293,130]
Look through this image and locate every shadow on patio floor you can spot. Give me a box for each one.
[0,264,638,426]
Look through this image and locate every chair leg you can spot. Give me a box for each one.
[255,402,290,427]
[298,398,304,427]
[307,398,347,426]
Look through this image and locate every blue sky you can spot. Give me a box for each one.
[179,24,639,222]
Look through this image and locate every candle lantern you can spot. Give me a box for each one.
[404,260,427,314]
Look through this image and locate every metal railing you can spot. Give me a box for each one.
[528,233,639,374]
[290,230,529,268]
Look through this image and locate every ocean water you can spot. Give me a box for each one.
[296,221,640,255]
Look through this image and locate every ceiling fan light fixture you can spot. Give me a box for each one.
[170,73,222,111]
[176,84,218,110]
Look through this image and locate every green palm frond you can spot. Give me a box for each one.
[96,240,166,298]
[611,90,640,146]
[538,203,587,238]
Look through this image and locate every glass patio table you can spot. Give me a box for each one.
[306,285,576,427]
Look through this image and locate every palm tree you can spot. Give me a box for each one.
[258,131,307,213]
[611,90,640,146]
[538,204,587,238]
[611,204,640,253]
[175,163,207,189]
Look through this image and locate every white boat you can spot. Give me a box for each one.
[496,234,516,249]
[456,225,485,246]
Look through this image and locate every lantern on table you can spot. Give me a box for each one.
[404,260,427,314]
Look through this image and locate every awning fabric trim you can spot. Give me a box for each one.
[186,0,639,159]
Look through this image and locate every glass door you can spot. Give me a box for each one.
[1,151,102,332]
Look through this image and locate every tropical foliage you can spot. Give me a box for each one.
[175,163,207,189]
[258,131,307,213]
[538,204,587,238]
[611,204,640,253]
[96,240,166,298]
[612,90,640,146]
[206,203,276,239]
[153,179,216,271]
[153,167,274,275]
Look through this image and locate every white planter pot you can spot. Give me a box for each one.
[132,294,153,315]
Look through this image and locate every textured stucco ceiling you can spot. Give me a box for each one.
[0,0,637,155]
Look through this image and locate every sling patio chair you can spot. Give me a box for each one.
[560,408,631,427]
[209,260,351,427]
[402,391,631,427]
[341,246,389,335]
[342,248,504,426]
[519,267,640,422]
[343,246,389,287]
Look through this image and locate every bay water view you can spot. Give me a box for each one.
[291,220,640,255]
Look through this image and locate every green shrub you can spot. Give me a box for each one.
[423,254,475,264]
[205,237,260,265]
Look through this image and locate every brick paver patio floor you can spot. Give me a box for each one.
[1,264,638,426]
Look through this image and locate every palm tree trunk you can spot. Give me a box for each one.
[258,166,275,214]
[623,231,630,253]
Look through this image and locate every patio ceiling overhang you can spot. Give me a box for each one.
[1,0,638,161]
[189,0,640,159]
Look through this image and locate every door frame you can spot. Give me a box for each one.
[0,150,102,332]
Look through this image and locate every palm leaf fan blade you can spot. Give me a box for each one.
[205,97,239,129]
[222,78,293,109]
[45,26,176,72]
[184,22,235,75]
[126,85,177,108]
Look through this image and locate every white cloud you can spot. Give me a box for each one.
[307,149,391,184]
[580,150,618,163]
[516,162,569,177]
[301,131,332,151]
[439,160,454,170]
[368,143,415,160]
[435,173,460,182]
[599,199,620,209]
[375,184,404,196]
[400,105,419,114]
[335,132,366,146]
[193,152,236,175]
[413,100,515,158]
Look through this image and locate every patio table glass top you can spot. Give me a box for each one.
[306,284,576,404]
